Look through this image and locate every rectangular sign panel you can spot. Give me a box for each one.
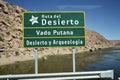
[23,11,86,48]
[24,12,85,27]
[24,28,85,37]
[24,37,85,47]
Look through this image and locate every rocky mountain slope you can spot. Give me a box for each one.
[110,40,120,47]
[0,1,112,64]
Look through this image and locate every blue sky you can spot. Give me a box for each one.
[5,0,120,40]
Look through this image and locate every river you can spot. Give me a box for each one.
[0,48,120,80]
[83,48,120,79]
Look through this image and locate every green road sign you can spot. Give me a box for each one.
[24,28,85,37]
[24,37,85,47]
[24,12,85,27]
[23,11,86,48]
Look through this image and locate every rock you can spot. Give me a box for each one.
[43,56,47,60]
[89,49,93,52]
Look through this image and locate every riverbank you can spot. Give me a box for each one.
[0,48,90,66]
[0,47,115,66]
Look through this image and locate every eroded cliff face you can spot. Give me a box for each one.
[0,1,26,48]
[0,1,112,59]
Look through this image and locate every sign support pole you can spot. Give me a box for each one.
[34,48,38,74]
[72,47,76,72]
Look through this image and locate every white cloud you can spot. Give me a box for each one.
[58,5,102,10]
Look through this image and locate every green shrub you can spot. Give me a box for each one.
[0,36,3,41]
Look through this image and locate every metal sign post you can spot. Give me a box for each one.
[34,48,38,74]
[72,48,76,72]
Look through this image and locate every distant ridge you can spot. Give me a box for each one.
[110,40,120,47]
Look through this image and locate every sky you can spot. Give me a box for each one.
[5,0,120,40]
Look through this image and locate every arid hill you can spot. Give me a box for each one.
[110,40,120,47]
[0,1,112,64]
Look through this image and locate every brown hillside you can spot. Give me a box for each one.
[86,30,112,50]
[110,40,120,47]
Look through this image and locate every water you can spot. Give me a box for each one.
[0,48,120,80]
[84,48,120,79]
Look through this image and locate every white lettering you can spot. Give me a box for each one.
[42,19,46,25]
[53,30,73,36]
[36,30,51,36]
[41,19,80,26]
